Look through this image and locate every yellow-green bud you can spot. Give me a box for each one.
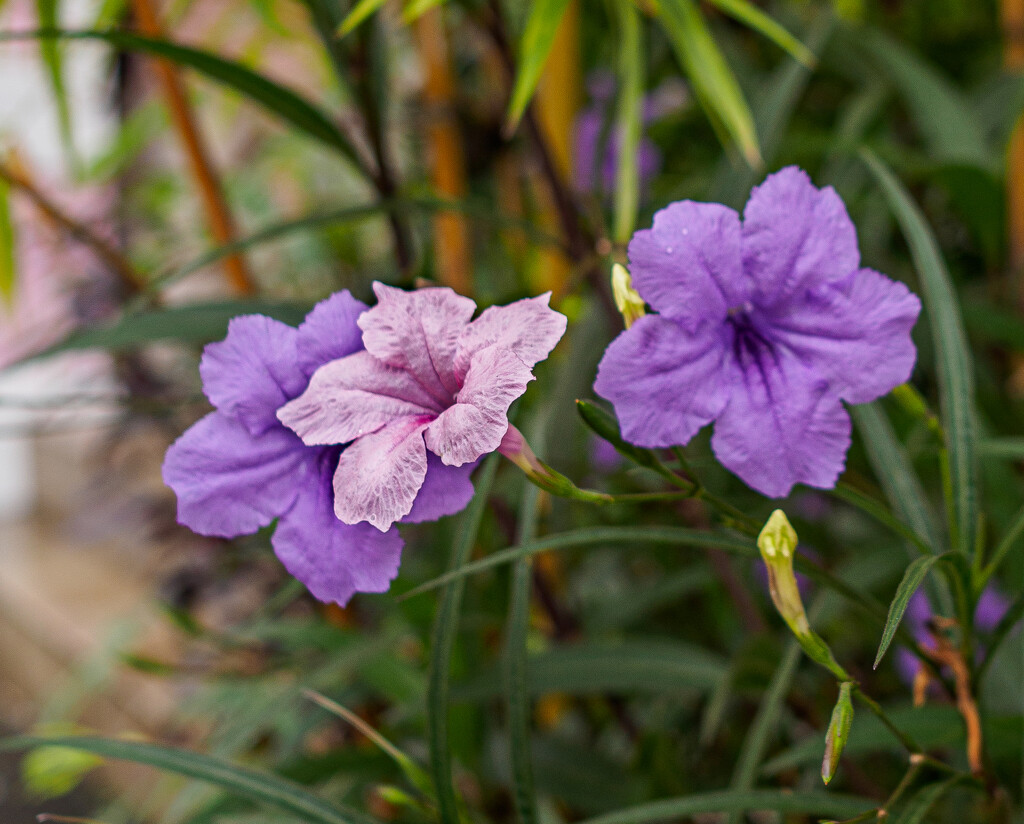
[822,681,854,785]
[758,510,849,679]
[611,263,646,329]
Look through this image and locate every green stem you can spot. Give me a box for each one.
[851,687,919,753]
[976,500,1024,591]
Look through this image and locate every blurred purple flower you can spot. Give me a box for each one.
[895,587,1013,687]
[594,167,922,498]
[163,292,477,606]
[278,283,567,532]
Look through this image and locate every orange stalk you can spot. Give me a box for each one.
[1003,0,1024,304]
[413,8,473,295]
[130,0,255,295]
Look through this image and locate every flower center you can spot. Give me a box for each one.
[726,305,776,368]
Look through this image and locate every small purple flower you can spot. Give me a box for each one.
[594,167,922,497]
[277,283,567,532]
[162,292,477,606]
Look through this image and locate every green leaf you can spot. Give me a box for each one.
[706,0,816,67]
[335,0,388,36]
[873,554,946,669]
[402,0,447,24]
[575,400,663,472]
[427,454,500,824]
[35,300,311,357]
[457,639,727,700]
[863,150,980,558]
[574,790,872,824]
[0,29,362,168]
[504,0,573,133]
[402,525,756,598]
[850,403,941,554]
[0,735,363,824]
[657,0,761,166]
[892,776,965,824]
[0,173,16,305]
[611,0,643,244]
[35,0,75,163]
[860,28,989,168]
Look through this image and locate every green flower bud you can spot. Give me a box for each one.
[611,263,646,329]
[822,681,855,785]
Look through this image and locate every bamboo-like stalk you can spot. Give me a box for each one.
[0,155,144,294]
[129,0,255,295]
[1003,0,1024,308]
[413,8,473,294]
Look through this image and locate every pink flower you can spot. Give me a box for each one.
[278,283,567,532]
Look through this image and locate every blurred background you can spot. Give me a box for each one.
[0,0,1022,821]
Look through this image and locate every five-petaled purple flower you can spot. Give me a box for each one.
[595,167,922,497]
[277,283,567,532]
[162,292,477,606]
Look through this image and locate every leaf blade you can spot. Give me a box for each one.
[873,554,943,669]
[504,0,573,133]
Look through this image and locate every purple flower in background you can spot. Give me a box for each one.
[595,167,921,497]
[896,587,1013,687]
[278,283,567,532]
[162,292,476,606]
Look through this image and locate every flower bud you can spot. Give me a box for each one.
[499,424,613,504]
[758,510,848,678]
[822,681,854,785]
[611,263,646,329]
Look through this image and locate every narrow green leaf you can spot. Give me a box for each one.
[35,0,75,162]
[0,735,361,824]
[873,554,944,669]
[504,0,573,133]
[335,0,388,37]
[0,30,362,168]
[402,0,446,24]
[0,174,16,305]
[892,776,965,824]
[657,0,761,166]
[427,454,500,824]
[863,151,980,558]
[706,0,816,67]
[403,525,757,599]
[35,300,311,357]
[575,400,663,471]
[575,790,872,824]
[612,0,643,244]
[850,403,941,554]
[860,29,989,167]
[979,436,1024,460]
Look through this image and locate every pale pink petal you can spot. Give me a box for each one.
[333,416,432,531]
[425,346,534,466]
[200,315,306,435]
[358,282,476,400]
[453,293,567,382]
[277,351,440,446]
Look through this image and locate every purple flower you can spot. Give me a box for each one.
[277,283,567,532]
[594,167,922,498]
[162,292,477,606]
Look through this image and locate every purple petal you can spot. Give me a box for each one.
[424,346,534,466]
[404,453,476,523]
[594,314,733,448]
[295,290,367,377]
[333,415,431,531]
[162,412,306,537]
[358,282,476,400]
[742,167,859,305]
[274,451,403,605]
[200,315,307,435]
[278,351,440,446]
[453,293,567,382]
[710,355,852,498]
[764,268,921,404]
[975,587,1010,631]
[628,200,747,332]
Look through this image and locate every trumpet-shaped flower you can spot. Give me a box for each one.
[162,292,476,606]
[595,167,921,497]
[278,283,567,532]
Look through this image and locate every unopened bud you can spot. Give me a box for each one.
[611,263,646,329]
[499,424,613,504]
[758,510,849,679]
[822,681,854,785]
